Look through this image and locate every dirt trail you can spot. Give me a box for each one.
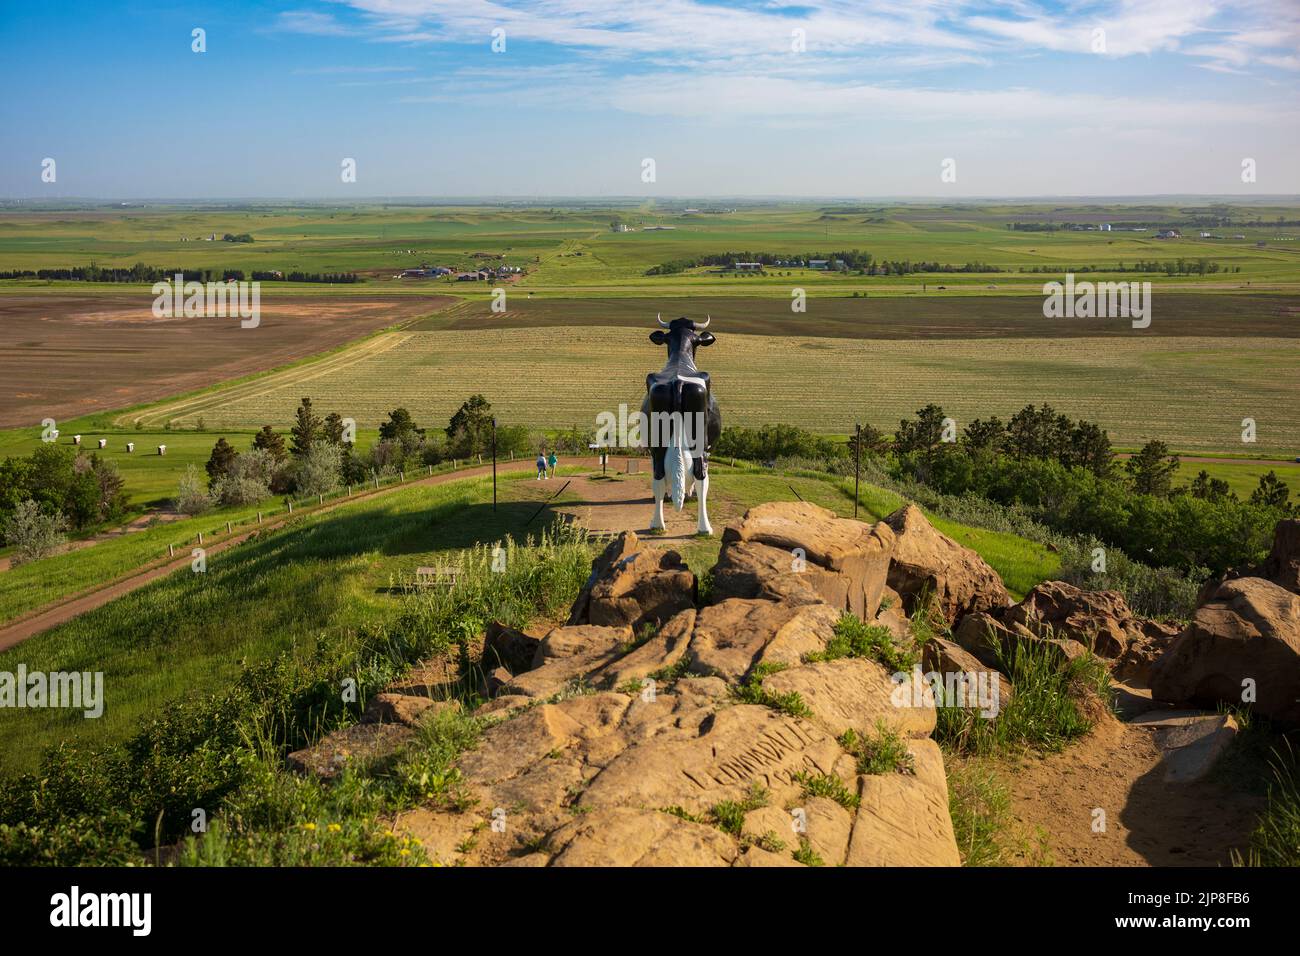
[0,457,602,652]
[0,509,187,573]
[998,695,1264,866]
[552,467,737,543]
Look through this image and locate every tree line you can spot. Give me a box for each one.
[645,249,1002,276]
[0,264,360,283]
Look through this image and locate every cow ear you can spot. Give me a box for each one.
[650,330,668,344]
[696,331,716,347]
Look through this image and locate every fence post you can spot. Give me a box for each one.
[288,501,293,514]
[257,511,262,524]
[319,493,324,505]
[197,531,203,545]
[169,543,174,558]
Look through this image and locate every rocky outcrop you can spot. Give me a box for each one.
[1150,576,1300,723]
[380,502,964,867]
[566,531,695,630]
[882,505,1011,625]
[713,501,894,619]
[1114,619,1182,684]
[1004,580,1142,658]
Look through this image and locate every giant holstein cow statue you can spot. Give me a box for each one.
[644,314,721,534]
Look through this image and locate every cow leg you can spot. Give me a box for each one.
[650,447,667,531]
[651,477,666,530]
[696,471,711,535]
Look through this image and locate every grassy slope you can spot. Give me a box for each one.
[0,462,1058,775]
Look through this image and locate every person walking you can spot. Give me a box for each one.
[547,451,558,478]
[536,452,547,480]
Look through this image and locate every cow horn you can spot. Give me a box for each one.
[657,313,670,328]
[697,314,711,329]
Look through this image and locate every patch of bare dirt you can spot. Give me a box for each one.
[0,293,455,427]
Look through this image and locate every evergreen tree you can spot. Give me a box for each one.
[1250,471,1292,510]
[205,437,239,486]
[445,395,493,457]
[1125,440,1179,497]
[290,398,323,458]
[252,425,287,462]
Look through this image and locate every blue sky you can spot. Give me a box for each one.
[1,0,1297,198]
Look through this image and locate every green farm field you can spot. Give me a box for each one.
[4,201,1300,293]
[121,324,1300,455]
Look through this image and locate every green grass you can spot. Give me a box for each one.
[934,629,1112,757]
[0,470,591,774]
[945,761,1018,867]
[804,614,918,671]
[839,724,916,776]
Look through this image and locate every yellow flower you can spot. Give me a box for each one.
[399,848,411,857]
[327,823,342,833]
[301,822,317,831]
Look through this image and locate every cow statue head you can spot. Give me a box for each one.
[650,314,714,370]
[643,314,721,536]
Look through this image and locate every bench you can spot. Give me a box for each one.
[413,565,462,589]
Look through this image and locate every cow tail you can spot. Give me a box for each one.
[669,425,688,511]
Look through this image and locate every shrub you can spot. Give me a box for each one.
[174,465,214,515]
[212,447,276,506]
[1,500,69,563]
[293,442,342,496]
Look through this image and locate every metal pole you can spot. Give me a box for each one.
[491,417,498,512]
[853,423,861,519]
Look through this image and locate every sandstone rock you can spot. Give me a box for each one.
[796,796,854,866]
[500,853,550,867]
[472,695,531,718]
[923,637,1013,705]
[579,705,843,815]
[714,501,894,619]
[844,772,961,867]
[566,532,638,624]
[567,531,696,630]
[546,807,739,867]
[760,657,936,739]
[906,738,949,801]
[498,624,631,697]
[954,611,1086,671]
[482,621,541,674]
[363,693,458,727]
[734,845,803,867]
[1258,519,1300,594]
[591,608,696,690]
[883,504,1011,625]
[1150,577,1300,723]
[1114,620,1182,685]
[393,808,478,866]
[1005,580,1141,658]
[1131,710,1239,784]
[872,586,911,641]
[689,598,837,682]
